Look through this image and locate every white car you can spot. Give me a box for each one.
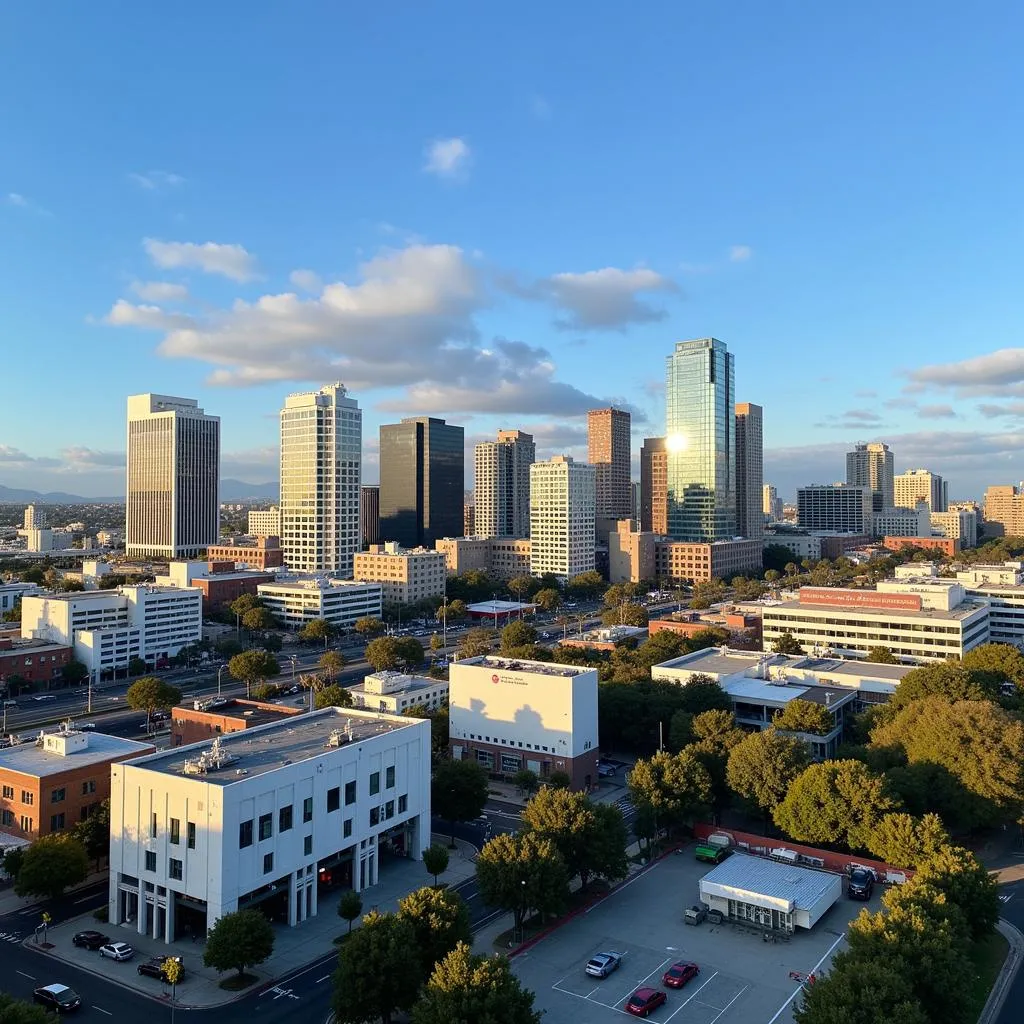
[77,722,96,731]
[585,951,624,978]
[99,942,135,961]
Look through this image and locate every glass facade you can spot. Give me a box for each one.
[665,338,736,542]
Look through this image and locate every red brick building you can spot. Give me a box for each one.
[0,637,72,691]
[190,568,276,612]
[883,536,960,556]
[171,698,302,747]
[206,536,285,570]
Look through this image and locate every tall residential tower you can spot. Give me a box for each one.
[588,408,632,520]
[894,469,947,512]
[279,384,362,575]
[846,442,894,513]
[639,437,667,534]
[474,430,535,538]
[126,394,220,559]
[529,456,596,580]
[735,403,764,539]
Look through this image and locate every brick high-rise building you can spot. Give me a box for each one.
[588,408,631,520]
[735,403,763,539]
[640,437,667,534]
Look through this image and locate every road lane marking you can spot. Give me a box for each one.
[16,971,36,980]
[92,1007,113,1016]
[315,974,331,984]
[74,894,98,904]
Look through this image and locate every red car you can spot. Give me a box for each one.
[663,960,700,989]
[626,987,667,1017]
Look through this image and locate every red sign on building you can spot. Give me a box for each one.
[798,588,922,612]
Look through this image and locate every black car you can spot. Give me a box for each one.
[137,955,185,982]
[71,930,110,950]
[33,984,82,1013]
[848,867,875,900]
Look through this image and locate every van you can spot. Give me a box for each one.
[695,844,731,864]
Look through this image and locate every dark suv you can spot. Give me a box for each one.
[138,956,185,982]
[848,867,875,900]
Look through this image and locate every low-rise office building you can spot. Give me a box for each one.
[883,536,959,556]
[247,507,281,537]
[353,543,447,605]
[954,562,1024,646]
[449,655,599,790]
[608,520,658,584]
[0,637,72,690]
[654,538,763,583]
[348,671,449,714]
[931,509,978,549]
[160,560,276,612]
[560,625,648,652]
[434,536,532,580]
[872,505,931,539]
[0,724,153,841]
[797,485,873,534]
[0,581,42,615]
[207,536,285,571]
[256,576,382,630]
[108,708,432,941]
[171,699,302,748]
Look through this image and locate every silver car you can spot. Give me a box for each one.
[585,951,623,978]
[99,941,135,961]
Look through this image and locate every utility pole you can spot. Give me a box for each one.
[217,664,225,697]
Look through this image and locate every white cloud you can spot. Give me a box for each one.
[289,269,322,293]
[103,300,195,331]
[0,445,60,469]
[917,404,957,419]
[906,348,1024,397]
[131,281,190,303]
[129,170,185,190]
[424,137,472,179]
[144,238,259,282]
[221,446,278,479]
[6,192,52,216]
[59,447,125,472]
[729,245,753,263]
[6,193,27,207]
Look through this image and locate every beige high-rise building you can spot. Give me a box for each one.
[588,408,631,519]
[846,442,894,513]
[23,504,46,531]
[640,437,667,534]
[983,486,1024,538]
[529,456,596,580]
[763,484,783,523]
[894,469,947,512]
[126,394,220,560]
[247,506,280,536]
[279,384,362,575]
[353,542,446,605]
[474,429,535,538]
[735,403,763,539]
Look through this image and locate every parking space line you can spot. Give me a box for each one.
[550,983,630,1014]
[767,932,845,1024]
[707,985,747,1024]
[15,971,35,980]
[608,957,671,1009]
[662,971,718,1023]
[92,1007,113,1016]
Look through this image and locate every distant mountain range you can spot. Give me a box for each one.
[0,479,279,504]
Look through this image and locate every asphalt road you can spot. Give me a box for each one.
[993,862,1024,1024]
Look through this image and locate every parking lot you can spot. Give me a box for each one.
[512,849,881,1024]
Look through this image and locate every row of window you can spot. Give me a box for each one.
[468,733,554,753]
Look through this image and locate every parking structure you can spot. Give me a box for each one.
[512,847,882,1024]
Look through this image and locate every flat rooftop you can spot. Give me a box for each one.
[458,654,591,678]
[258,576,379,592]
[178,699,300,728]
[655,648,783,677]
[131,708,417,784]
[348,675,445,698]
[467,600,537,613]
[768,597,987,621]
[797,658,912,681]
[701,852,841,911]
[0,731,154,779]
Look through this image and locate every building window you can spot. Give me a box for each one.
[19,815,33,832]
[279,805,293,832]
[1,785,13,799]
[303,796,313,822]
[145,851,156,872]
[398,794,407,814]
[239,819,253,848]
[369,772,380,796]
[49,813,65,831]
[187,822,196,849]
[385,765,395,789]
[304,835,312,856]
[1,810,13,826]
[384,800,394,820]
[81,780,96,796]
[259,813,273,841]
[150,812,158,837]
[21,791,33,805]
[327,787,340,813]
[344,780,356,805]
[343,818,352,838]
[263,852,274,874]
[369,807,380,826]
[169,858,183,880]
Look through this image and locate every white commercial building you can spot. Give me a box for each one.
[449,655,599,790]
[797,485,873,534]
[474,430,535,539]
[21,586,202,677]
[248,507,281,537]
[348,671,449,714]
[955,562,1024,646]
[257,576,381,630]
[931,509,978,549]
[895,469,947,512]
[280,384,362,576]
[872,503,931,538]
[126,394,220,560]
[352,543,447,605]
[0,581,42,614]
[763,532,821,561]
[107,708,431,941]
[529,456,596,581]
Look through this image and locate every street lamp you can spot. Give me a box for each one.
[289,655,298,682]
[217,664,225,697]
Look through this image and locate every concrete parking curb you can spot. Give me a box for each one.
[978,918,1024,1024]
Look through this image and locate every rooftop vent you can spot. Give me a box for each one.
[183,736,239,775]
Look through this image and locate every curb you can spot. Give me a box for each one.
[978,918,1024,1024]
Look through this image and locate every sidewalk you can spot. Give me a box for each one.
[0,869,108,918]
[25,843,477,1009]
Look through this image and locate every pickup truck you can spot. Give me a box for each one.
[695,843,731,864]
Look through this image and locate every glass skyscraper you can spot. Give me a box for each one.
[665,338,736,541]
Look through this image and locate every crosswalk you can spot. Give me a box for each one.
[0,931,21,944]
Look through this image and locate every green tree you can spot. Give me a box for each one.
[411,943,543,1024]
[397,886,472,984]
[521,787,628,892]
[687,709,746,815]
[354,616,386,638]
[771,631,804,655]
[337,889,363,935]
[512,768,540,796]
[125,676,182,730]
[332,911,421,1024]
[627,750,712,834]
[678,674,734,716]
[891,661,1001,709]
[402,703,450,765]
[1,846,25,881]
[72,800,110,870]
[773,760,899,852]
[422,843,450,886]
[0,992,54,1024]
[440,599,469,624]
[14,835,88,900]
[429,633,444,652]
[567,570,606,600]
[508,575,536,600]
[203,909,274,979]
[127,656,148,678]
[227,650,280,696]
[215,636,245,659]
[314,684,354,709]
[395,636,425,669]
[476,833,569,935]
[534,588,561,612]
[319,650,346,681]
[865,646,899,664]
[961,642,1024,694]
[458,627,496,659]
[501,620,537,652]
[229,594,261,620]
[300,618,334,644]
[432,759,489,844]
[667,709,694,752]
[794,952,928,1024]
[548,770,571,789]
[61,659,89,685]
[913,845,1000,940]
[866,812,949,870]
[364,635,402,671]
[601,603,649,627]
[241,606,276,632]
[772,698,834,736]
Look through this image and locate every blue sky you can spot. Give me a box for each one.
[2,2,1023,500]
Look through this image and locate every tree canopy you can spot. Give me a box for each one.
[203,909,274,978]
[890,661,1002,709]
[397,886,472,986]
[501,621,537,652]
[865,812,949,870]
[0,992,55,1024]
[353,616,386,637]
[14,835,88,900]
[772,698,834,736]
[432,759,489,842]
[476,832,569,934]
[314,684,354,709]
[627,749,712,833]
[125,676,182,723]
[726,728,812,822]
[771,631,804,655]
[227,650,280,689]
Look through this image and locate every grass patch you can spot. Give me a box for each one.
[218,973,258,991]
[965,930,1009,1023]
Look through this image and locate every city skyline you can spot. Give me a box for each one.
[3,6,1024,501]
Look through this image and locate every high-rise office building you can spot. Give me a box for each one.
[23,504,46,531]
[982,485,1024,538]
[640,437,668,534]
[588,408,632,519]
[529,456,596,580]
[631,481,641,528]
[379,417,464,548]
[474,430,535,538]
[665,338,736,541]
[360,486,380,547]
[763,484,783,524]
[797,484,873,534]
[894,469,947,512]
[126,394,220,560]
[735,403,763,539]
[463,502,475,537]
[846,442,894,513]
[279,384,362,575]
